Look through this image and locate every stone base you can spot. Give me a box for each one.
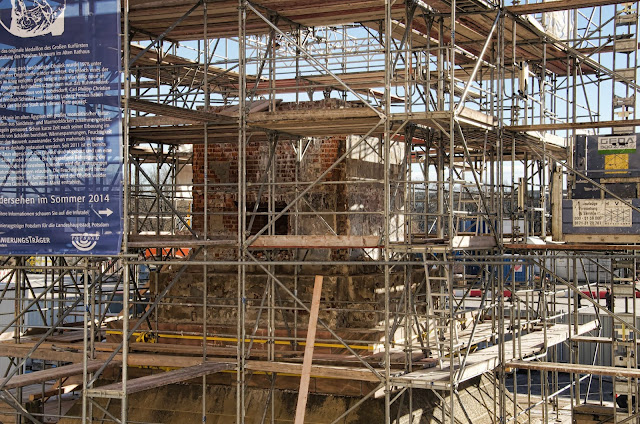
[58,375,520,423]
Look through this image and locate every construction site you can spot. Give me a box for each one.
[2,0,640,422]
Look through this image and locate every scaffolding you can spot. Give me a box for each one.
[1,0,640,423]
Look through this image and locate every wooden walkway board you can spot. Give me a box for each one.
[391,321,598,390]
[245,361,381,382]
[2,360,112,390]
[96,362,234,395]
[250,235,381,249]
[46,331,87,343]
[505,242,640,251]
[505,360,640,379]
[571,335,640,345]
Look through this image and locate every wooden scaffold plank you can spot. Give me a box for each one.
[2,360,118,390]
[250,235,381,249]
[505,360,640,379]
[94,362,234,395]
[390,320,598,390]
[508,0,634,15]
[294,275,323,424]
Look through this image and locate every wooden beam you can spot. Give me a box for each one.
[130,116,200,126]
[128,99,235,124]
[294,275,323,424]
[508,0,632,15]
[506,118,640,133]
[0,342,382,382]
[563,234,640,244]
[505,243,640,251]
[127,234,235,248]
[0,343,85,363]
[128,43,251,92]
[94,362,234,395]
[505,360,640,379]
[249,235,381,249]
[571,336,622,345]
[601,176,640,184]
[244,361,381,382]
[3,360,117,389]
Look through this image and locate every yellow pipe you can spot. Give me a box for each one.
[106,330,375,351]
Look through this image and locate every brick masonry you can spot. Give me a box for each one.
[165,122,409,330]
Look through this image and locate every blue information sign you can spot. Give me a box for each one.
[0,0,122,254]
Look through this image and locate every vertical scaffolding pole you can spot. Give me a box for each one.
[82,260,88,424]
[448,1,457,421]
[202,0,209,420]
[120,0,131,418]
[237,1,248,422]
[384,1,392,423]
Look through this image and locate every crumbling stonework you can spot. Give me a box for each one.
[150,267,406,330]
[185,122,408,335]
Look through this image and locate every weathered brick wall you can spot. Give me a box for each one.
[192,135,404,245]
[192,136,347,259]
[174,124,407,330]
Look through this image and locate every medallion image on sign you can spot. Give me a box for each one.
[71,232,100,252]
[0,0,65,37]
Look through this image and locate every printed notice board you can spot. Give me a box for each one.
[0,0,122,254]
[572,199,632,228]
